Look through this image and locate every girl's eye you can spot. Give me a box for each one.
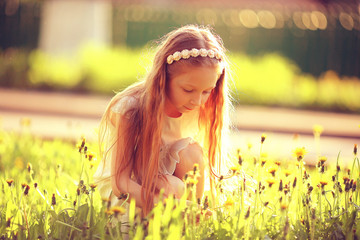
[183,88,193,93]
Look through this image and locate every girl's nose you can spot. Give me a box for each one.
[191,94,202,106]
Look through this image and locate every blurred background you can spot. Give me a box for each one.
[0,0,359,162]
[1,0,360,111]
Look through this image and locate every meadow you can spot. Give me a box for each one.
[1,123,359,239]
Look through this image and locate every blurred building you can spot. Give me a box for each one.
[0,0,359,77]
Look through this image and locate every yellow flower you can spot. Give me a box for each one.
[319,156,327,164]
[293,147,307,161]
[90,184,97,189]
[268,167,278,177]
[319,181,328,187]
[284,170,292,177]
[266,178,275,187]
[110,206,126,216]
[313,124,324,137]
[274,161,281,166]
[20,117,31,127]
[6,179,14,187]
[230,165,240,174]
[280,203,288,210]
[224,197,234,208]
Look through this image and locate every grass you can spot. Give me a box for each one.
[0,122,359,239]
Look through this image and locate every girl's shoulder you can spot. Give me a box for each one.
[111,95,139,115]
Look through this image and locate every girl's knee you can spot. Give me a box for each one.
[165,175,185,198]
[180,142,204,170]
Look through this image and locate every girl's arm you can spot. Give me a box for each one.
[109,111,158,207]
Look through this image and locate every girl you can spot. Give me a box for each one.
[94,24,232,217]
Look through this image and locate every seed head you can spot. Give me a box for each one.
[354,144,358,156]
[244,206,250,219]
[193,163,199,174]
[52,194,56,205]
[24,184,30,195]
[27,163,32,173]
[261,134,267,144]
[279,179,283,191]
[238,154,243,166]
[293,177,297,188]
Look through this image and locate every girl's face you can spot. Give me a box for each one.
[165,65,222,117]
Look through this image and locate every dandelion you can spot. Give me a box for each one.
[318,156,327,166]
[20,117,31,127]
[319,181,328,188]
[110,206,126,217]
[280,203,288,211]
[230,165,240,175]
[87,152,95,161]
[293,147,307,161]
[224,197,234,208]
[104,209,114,216]
[247,143,253,150]
[266,178,275,188]
[6,179,14,187]
[268,167,278,177]
[313,124,324,137]
[274,161,281,166]
[90,184,97,190]
[284,170,292,177]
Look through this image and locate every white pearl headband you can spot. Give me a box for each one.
[166,48,222,65]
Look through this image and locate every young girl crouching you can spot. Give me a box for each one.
[94,24,232,220]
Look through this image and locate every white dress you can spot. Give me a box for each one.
[93,95,203,214]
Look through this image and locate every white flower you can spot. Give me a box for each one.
[181,49,190,59]
[208,50,215,58]
[167,55,174,64]
[173,51,181,61]
[215,51,221,60]
[199,48,207,57]
[190,48,199,57]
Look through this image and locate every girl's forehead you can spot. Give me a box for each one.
[172,65,221,88]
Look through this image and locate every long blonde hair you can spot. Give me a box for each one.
[99,25,232,215]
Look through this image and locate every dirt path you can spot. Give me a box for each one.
[0,88,359,164]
